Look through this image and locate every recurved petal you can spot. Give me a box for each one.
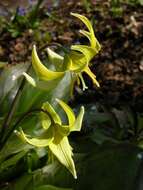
[71,13,94,39]
[41,111,51,130]
[71,13,100,50]
[17,128,54,147]
[70,106,84,132]
[32,45,65,81]
[23,72,36,87]
[56,99,75,127]
[42,102,62,125]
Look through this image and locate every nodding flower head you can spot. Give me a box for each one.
[23,13,101,92]
[67,13,101,90]
[17,99,84,179]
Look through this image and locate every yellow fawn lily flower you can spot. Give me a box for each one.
[68,13,101,89]
[17,99,84,179]
[24,13,101,91]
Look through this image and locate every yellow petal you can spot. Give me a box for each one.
[42,102,62,125]
[17,128,54,147]
[47,48,64,70]
[69,51,87,72]
[32,45,64,81]
[71,106,84,132]
[49,136,77,179]
[71,13,101,50]
[56,99,75,127]
[71,45,96,64]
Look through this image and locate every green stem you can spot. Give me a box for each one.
[30,0,44,25]
[0,65,31,149]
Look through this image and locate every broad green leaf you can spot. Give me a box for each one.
[36,79,62,91]
[71,106,84,132]
[32,45,65,81]
[0,116,38,164]
[0,151,27,172]
[35,185,72,190]
[17,128,54,147]
[17,70,72,114]
[75,143,142,190]
[2,160,74,190]
[49,136,77,179]
[56,99,75,127]
[139,0,143,5]
[42,102,62,125]
[49,71,72,102]
[0,63,29,103]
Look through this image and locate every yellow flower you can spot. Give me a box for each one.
[17,99,84,179]
[24,13,101,91]
[67,13,101,90]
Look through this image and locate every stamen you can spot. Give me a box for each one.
[78,73,88,91]
[84,67,100,87]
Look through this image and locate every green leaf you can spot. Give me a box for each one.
[32,45,65,81]
[0,116,38,164]
[17,70,72,114]
[0,151,27,172]
[139,0,143,5]
[75,143,142,190]
[0,63,29,103]
[1,160,74,190]
[35,185,72,190]
[49,136,77,179]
